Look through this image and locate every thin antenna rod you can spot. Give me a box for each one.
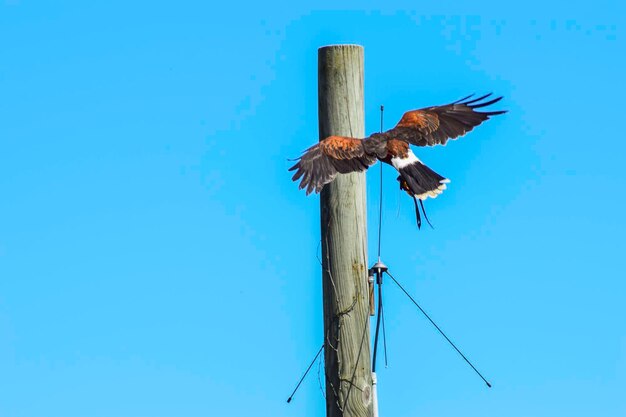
[385,271,492,388]
[377,105,384,260]
[287,344,325,403]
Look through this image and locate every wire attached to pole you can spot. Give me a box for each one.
[385,270,492,388]
[286,344,325,403]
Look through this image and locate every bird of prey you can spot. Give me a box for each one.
[289,93,506,227]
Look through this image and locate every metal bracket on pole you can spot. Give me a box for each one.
[370,260,388,280]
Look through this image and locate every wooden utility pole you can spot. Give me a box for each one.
[319,44,373,417]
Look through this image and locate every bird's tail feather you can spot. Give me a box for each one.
[397,161,449,201]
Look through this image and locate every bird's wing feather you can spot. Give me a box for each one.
[384,93,506,147]
[289,136,376,195]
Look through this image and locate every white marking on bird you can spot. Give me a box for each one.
[391,149,421,169]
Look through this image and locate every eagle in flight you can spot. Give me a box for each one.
[289,93,506,227]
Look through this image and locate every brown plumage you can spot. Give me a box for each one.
[289,135,377,195]
[384,93,506,147]
[382,139,410,161]
[289,93,506,198]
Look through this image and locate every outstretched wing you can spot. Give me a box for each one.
[384,93,506,147]
[289,135,376,195]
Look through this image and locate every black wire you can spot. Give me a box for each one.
[385,271,492,388]
[286,344,325,403]
[375,105,389,370]
[372,276,383,372]
[381,288,389,368]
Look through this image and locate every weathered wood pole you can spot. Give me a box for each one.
[319,44,373,417]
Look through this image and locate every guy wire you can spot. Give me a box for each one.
[385,270,492,388]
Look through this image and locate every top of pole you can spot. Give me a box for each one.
[318,45,365,141]
[319,44,363,50]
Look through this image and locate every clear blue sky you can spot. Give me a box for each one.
[1,1,624,416]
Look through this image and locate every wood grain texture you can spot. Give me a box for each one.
[318,44,373,417]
